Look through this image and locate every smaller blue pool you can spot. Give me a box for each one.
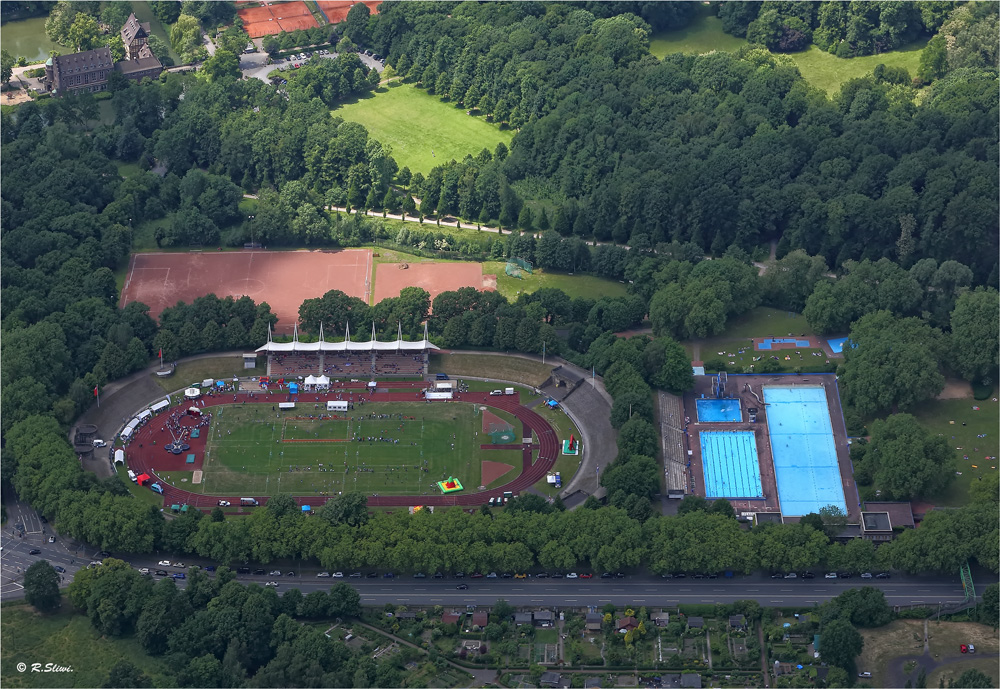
[700,431,763,499]
[697,398,742,423]
[758,338,811,350]
[827,337,857,354]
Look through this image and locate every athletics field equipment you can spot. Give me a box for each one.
[437,477,464,494]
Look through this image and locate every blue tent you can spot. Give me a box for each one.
[216,380,225,388]
[301,505,311,512]
[289,382,299,394]
[546,400,559,409]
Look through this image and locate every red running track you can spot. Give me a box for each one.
[126,389,558,511]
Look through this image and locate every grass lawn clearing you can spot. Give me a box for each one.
[534,628,559,644]
[0,604,174,688]
[928,657,1000,689]
[718,307,814,339]
[903,396,999,507]
[197,401,521,496]
[334,81,514,175]
[856,620,937,687]
[690,338,829,374]
[153,356,266,394]
[114,161,142,179]
[483,260,628,301]
[429,352,552,388]
[926,620,999,659]
[649,5,927,95]
[531,404,581,497]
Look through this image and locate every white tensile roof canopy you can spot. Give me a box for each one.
[256,322,438,354]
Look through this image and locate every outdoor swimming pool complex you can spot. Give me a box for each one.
[699,431,763,499]
[763,386,846,516]
[696,398,741,423]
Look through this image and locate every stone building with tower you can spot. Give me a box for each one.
[44,13,162,96]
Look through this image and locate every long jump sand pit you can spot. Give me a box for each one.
[121,250,372,333]
[373,261,495,306]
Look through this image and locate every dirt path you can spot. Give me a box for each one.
[758,624,770,687]
[937,378,973,399]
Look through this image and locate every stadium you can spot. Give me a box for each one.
[118,326,563,512]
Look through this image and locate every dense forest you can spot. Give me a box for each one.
[369,1,998,282]
[1,1,998,583]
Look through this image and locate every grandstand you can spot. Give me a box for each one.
[256,322,437,378]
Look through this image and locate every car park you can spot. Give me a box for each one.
[456,584,468,589]
[28,549,40,555]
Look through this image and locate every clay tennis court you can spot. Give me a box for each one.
[121,250,372,333]
[317,0,380,23]
[373,261,495,307]
[238,1,318,38]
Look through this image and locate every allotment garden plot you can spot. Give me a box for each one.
[199,402,522,497]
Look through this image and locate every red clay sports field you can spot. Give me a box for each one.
[120,250,493,334]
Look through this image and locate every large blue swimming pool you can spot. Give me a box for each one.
[763,386,846,516]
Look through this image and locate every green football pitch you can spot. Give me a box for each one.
[194,402,524,497]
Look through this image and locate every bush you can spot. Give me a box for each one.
[972,381,994,400]
[896,607,933,619]
[24,67,45,78]
[704,357,727,373]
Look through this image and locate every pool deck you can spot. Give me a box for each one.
[679,374,860,521]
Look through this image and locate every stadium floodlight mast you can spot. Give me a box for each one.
[248,215,255,247]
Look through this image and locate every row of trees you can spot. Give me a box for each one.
[369,4,997,282]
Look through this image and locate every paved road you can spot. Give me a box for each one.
[241,50,383,84]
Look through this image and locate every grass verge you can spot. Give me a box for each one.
[429,352,552,388]
[334,81,514,175]
[152,356,265,394]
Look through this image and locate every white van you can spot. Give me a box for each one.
[92,439,107,448]
[127,470,137,482]
[489,390,503,396]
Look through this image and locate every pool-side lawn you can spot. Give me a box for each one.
[649,5,927,95]
[334,81,514,175]
[904,394,999,507]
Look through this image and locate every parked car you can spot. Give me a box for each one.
[349,572,362,578]
[514,573,527,579]
[614,573,626,579]
[53,566,66,573]
[486,572,498,578]
[254,569,266,575]
[456,584,468,590]
[876,572,891,579]
[838,572,853,578]
[825,572,838,579]
[413,573,426,578]
[861,572,873,579]
[550,573,564,579]
[237,567,250,574]
[317,571,331,577]
[158,560,172,567]
[269,570,281,576]
[155,569,168,576]
[332,572,344,578]
[28,549,40,555]
[801,572,815,579]
[173,563,185,569]
[366,572,378,578]
[672,573,686,579]
[858,672,872,678]
[601,572,614,579]
[771,573,784,579]
[172,572,185,579]
[138,568,150,575]
[48,536,55,543]
[566,573,578,579]
[285,571,297,577]
[501,573,513,578]
[265,581,278,587]
[536,572,549,579]
[470,573,484,578]
[580,573,593,579]
[453,572,465,578]
[784,572,798,579]
[434,572,445,578]
[217,500,230,507]
[383,572,395,578]
[205,566,216,572]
